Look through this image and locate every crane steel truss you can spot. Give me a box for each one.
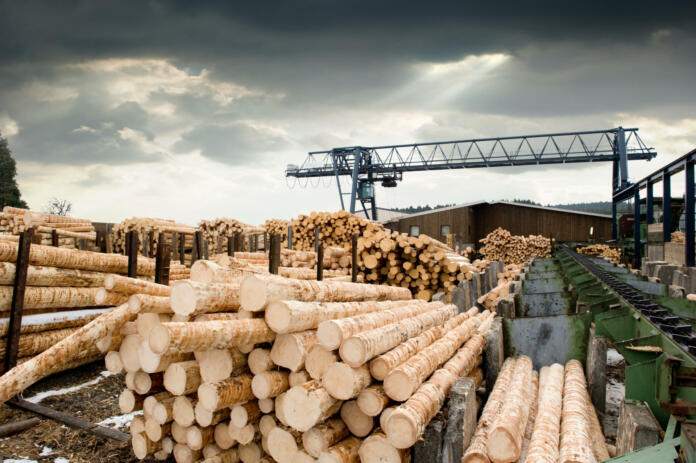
[286,127,656,220]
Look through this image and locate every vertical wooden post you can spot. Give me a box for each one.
[248,235,254,253]
[172,232,180,262]
[316,243,324,281]
[269,234,280,275]
[235,233,243,253]
[127,230,138,278]
[155,232,171,286]
[191,232,201,265]
[287,226,293,250]
[105,224,113,254]
[179,233,186,265]
[227,236,234,257]
[51,229,59,247]
[96,231,105,253]
[217,236,223,254]
[351,233,359,283]
[263,232,268,252]
[203,239,209,260]
[3,228,33,373]
[149,231,156,258]
[314,228,319,253]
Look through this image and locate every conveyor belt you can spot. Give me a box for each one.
[561,244,696,356]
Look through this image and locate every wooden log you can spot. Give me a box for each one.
[559,360,599,463]
[316,436,361,463]
[238,442,261,463]
[164,360,202,395]
[195,348,247,383]
[267,426,302,462]
[145,418,171,442]
[188,425,216,450]
[356,385,389,417]
[0,241,154,275]
[129,294,172,314]
[140,349,192,374]
[195,403,230,427]
[132,431,161,459]
[104,274,171,296]
[173,442,202,463]
[305,345,338,381]
[270,330,318,372]
[104,350,123,373]
[0,417,40,438]
[149,319,275,355]
[198,374,255,411]
[171,420,189,443]
[134,371,164,395]
[0,327,79,360]
[358,430,408,463]
[339,304,459,367]
[487,355,535,463]
[252,371,290,399]
[170,280,241,316]
[240,274,412,312]
[340,400,373,437]
[172,395,197,427]
[0,307,109,337]
[322,363,371,400]
[153,396,177,425]
[524,363,564,463]
[0,262,111,287]
[265,300,423,334]
[214,422,236,450]
[204,448,239,463]
[302,418,349,458]
[231,401,261,428]
[0,302,136,403]
[0,286,114,312]
[383,313,486,401]
[289,370,310,387]
[283,380,342,432]
[248,348,274,375]
[317,301,438,350]
[516,369,539,463]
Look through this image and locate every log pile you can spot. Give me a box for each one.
[463,358,610,463]
[672,231,685,243]
[479,228,551,265]
[112,217,196,256]
[357,230,473,300]
[0,207,97,250]
[476,265,523,311]
[265,219,290,246]
[577,244,622,264]
[69,264,499,462]
[198,217,265,254]
[290,211,383,251]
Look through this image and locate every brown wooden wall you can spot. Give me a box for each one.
[384,203,612,245]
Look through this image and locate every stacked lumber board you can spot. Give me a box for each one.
[112,217,196,256]
[479,228,551,265]
[290,211,383,251]
[462,357,610,463]
[198,218,265,254]
[0,207,97,250]
[577,244,622,264]
[66,265,495,462]
[357,230,473,300]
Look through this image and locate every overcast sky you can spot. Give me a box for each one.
[1,0,695,225]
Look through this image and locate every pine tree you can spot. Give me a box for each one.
[0,132,28,209]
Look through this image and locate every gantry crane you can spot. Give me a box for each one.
[286,127,656,224]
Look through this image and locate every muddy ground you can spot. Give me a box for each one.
[0,361,159,463]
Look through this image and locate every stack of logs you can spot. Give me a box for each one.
[265,219,290,247]
[462,357,610,463]
[0,241,157,369]
[112,218,196,256]
[290,211,382,251]
[208,255,350,281]
[577,244,622,264]
[199,218,265,254]
[476,264,523,311]
[479,228,551,265]
[0,207,97,250]
[672,231,686,243]
[357,230,473,300]
[25,261,498,462]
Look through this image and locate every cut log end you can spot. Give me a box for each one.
[265,301,291,333]
[148,325,171,356]
[384,412,418,449]
[240,276,268,311]
[316,323,341,351]
[339,338,367,367]
[359,434,403,463]
[486,428,518,463]
[382,371,415,402]
[170,282,197,315]
[267,427,299,462]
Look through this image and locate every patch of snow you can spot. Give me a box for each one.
[54,458,69,463]
[607,378,626,408]
[39,447,54,456]
[97,410,143,429]
[607,348,625,367]
[0,308,112,327]
[24,373,113,404]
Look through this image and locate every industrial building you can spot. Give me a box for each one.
[381,200,613,247]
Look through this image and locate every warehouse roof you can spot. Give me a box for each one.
[353,208,410,223]
[385,200,612,221]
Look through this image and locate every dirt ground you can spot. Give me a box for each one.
[0,361,160,463]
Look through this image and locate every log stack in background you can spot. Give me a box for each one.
[199,217,265,254]
[479,228,551,265]
[290,211,382,251]
[356,230,473,300]
[112,217,196,257]
[462,357,610,463]
[577,244,622,264]
[0,207,97,250]
[475,264,523,311]
[265,219,290,247]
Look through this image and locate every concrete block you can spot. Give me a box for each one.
[473,273,483,300]
[646,261,667,278]
[497,295,515,319]
[686,267,696,294]
[616,400,661,456]
[586,327,607,415]
[452,281,471,313]
[484,317,504,393]
[508,281,522,294]
[489,265,498,289]
[468,278,479,310]
[668,285,686,299]
[648,276,661,284]
[657,264,679,285]
[443,378,477,463]
[432,292,447,303]
[412,411,444,463]
[673,270,688,288]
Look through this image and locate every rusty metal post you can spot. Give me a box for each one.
[3,228,33,373]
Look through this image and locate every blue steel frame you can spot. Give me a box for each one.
[287,127,656,220]
[613,148,696,267]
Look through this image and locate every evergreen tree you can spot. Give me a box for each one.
[0,132,28,209]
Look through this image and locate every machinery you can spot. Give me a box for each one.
[286,127,656,220]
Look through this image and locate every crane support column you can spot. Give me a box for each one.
[685,160,694,267]
[664,173,672,242]
[634,188,641,268]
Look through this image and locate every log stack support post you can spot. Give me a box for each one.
[264,232,268,252]
[1,228,131,442]
[179,233,186,265]
[314,228,320,253]
[351,233,358,283]
[192,231,202,265]
[155,232,171,285]
[172,232,180,262]
[149,231,156,258]
[127,230,139,278]
[287,226,293,250]
[3,228,32,373]
[269,234,281,275]
[317,242,324,281]
[51,229,59,247]
[228,235,235,257]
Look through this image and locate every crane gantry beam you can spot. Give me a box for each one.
[286,127,657,221]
